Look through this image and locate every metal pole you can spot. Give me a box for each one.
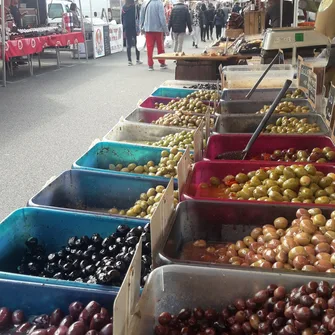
[293,0,298,27]
[89,0,95,59]
[1,0,6,87]
[78,0,88,60]
[279,0,283,28]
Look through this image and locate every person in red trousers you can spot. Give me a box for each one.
[140,0,169,71]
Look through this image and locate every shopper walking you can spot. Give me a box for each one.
[200,3,207,42]
[140,0,169,70]
[205,3,215,40]
[191,3,201,48]
[122,0,142,66]
[168,0,192,53]
[214,4,225,39]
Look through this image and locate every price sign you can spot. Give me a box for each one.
[326,83,335,128]
[103,25,111,56]
[298,62,311,92]
[308,70,317,109]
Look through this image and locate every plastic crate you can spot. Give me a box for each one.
[73,141,180,181]
[181,160,335,208]
[205,134,335,160]
[151,87,198,98]
[28,169,173,217]
[0,278,116,317]
[0,207,145,291]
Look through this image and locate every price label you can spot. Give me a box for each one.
[308,70,317,108]
[298,63,311,91]
[326,83,335,127]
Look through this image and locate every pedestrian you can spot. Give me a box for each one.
[69,3,80,28]
[200,3,207,42]
[222,3,230,27]
[265,0,293,28]
[205,3,215,41]
[191,3,201,48]
[94,11,98,18]
[213,4,225,40]
[122,0,142,66]
[168,0,192,53]
[232,2,242,13]
[140,0,169,71]
[9,0,26,28]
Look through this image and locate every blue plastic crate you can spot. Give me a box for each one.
[0,207,146,292]
[151,87,197,98]
[28,169,173,217]
[0,278,116,317]
[72,141,178,182]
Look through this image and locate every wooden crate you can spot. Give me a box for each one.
[175,60,218,80]
[244,11,265,35]
[225,28,244,39]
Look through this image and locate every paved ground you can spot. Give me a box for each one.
[0,36,207,220]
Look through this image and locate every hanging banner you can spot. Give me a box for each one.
[109,23,123,54]
[93,25,105,58]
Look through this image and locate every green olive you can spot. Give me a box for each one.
[235,173,249,183]
[283,167,295,179]
[319,176,333,188]
[134,166,144,174]
[304,164,317,175]
[283,189,297,200]
[156,185,165,193]
[210,177,221,186]
[315,196,330,204]
[283,178,299,190]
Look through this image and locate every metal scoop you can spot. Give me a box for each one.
[216,79,292,161]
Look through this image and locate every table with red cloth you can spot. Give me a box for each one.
[0,32,84,61]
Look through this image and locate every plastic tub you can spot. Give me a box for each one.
[102,121,193,148]
[220,99,314,115]
[0,207,145,291]
[0,278,116,317]
[221,88,307,101]
[28,169,174,217]
[129,264,335,335]
[125,108,216,130]
[223,64,295,89]
[160,80,219,89]
[214,113,330,135]
[72,141,181,181]
[158,200,335,270]
[205,134,335,160]
[181,160,335,207]
[151,87,198,98]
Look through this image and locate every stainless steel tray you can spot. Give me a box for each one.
[215,113,330,135]
[221,87,305,102]
[125,108,217,130]
[158,200,335,273]
[220,99,314,115]
[129,264,335,335]
[103,121,192,146]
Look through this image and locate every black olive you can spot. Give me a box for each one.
[63,262,74,273]
[58,259,66,268]
[108,245,119,256]
[99,249,108,257]
[74,237,85,249]
[80,259,89,269]
[53,272,63,279]
[85,264,96,275]
[115,261,126,272]
[47,253,58,262]
[143,242,151,255]
[142,255,151,266]
[83,250,93,259]
[91,253,101,263]
[97,272,109,284]
[91,233,103,245]
[70,248,77,255]
[82,235,90,245]
[87,276,97,284]
[34,245,46,255]
[102,237,113,248]
[117,224,130,235]
[104,259,114,266]
[57,249,67,258]
[67,236,77,247]
[33,314,50,328]
[144,223,150,232]
[141,232,150,243]
[66,254,76,263]
[17,264,26,274]
[121,246,128,253]
[96,267,103,275]
[141,275,148,286]
[128,227,141,237]
[116,237,125,245]
[68,270,81,280]
[75,277,84,283]
[64,246,71,253]
[108,269,121,281]
[27,262,40,273]
[87,244,97,252]
[72,259,81,269]
[35,255,46,263]
[76,250,84,258]
[116,253,126,261]
[126,236,139,246]
[25,237,39,249]
[123,253,133,264]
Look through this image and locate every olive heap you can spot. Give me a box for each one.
[202,164,335,204]
[250,147,335,163]
[285,88,305,99]
[152,111,215,129]
[18,225,151,286]
[154,280,335,335]
[256,102,311,115]
[190,207,335,272]
[147,130,194,150]
[154,95,215,114]
[108,147,183,178]
[108,186,179,219]
[263,117,321,134]
[183,83,221,90]
[0,301,113,335]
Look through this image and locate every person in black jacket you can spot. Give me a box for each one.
[168,0,192,53]
[122,0,142,66]
[200,3,207,42]
[205,3,215,41]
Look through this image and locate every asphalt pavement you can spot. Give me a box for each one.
[0,36,206,220]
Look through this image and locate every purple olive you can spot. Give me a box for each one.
[12,310,25,325]
[89,314,108,331]
[99,308,109,324]
[67,321,86,335]
[16,322,33,333]
[59,315,74,328]
[69,302,84,321]
[86,331,99,335]
[99,323,113,335]
[54,325,68,335]
[84,302,101,322]
[0,307,12,329]
[28,326,38,335]
[78,310,90,325]
[47,326,57,335]
[33,314,50,329]
[50,309,64,327]
[30,330,48,335]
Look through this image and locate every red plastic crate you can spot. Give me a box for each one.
[181,160,335,208]
[205,134,335,160]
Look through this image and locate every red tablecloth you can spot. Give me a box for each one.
[0,32,84,61]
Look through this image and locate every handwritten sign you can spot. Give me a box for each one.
[298,62,311,91]
[103,25,111,56]
[308,71,317,108]
[326,83,335,128]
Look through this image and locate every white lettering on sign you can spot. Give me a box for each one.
[274,37,292,44]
